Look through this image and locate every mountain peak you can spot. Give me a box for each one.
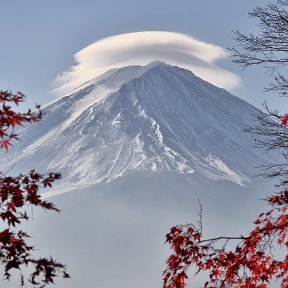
[144,61,169,69]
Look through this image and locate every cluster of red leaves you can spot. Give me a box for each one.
[0,90,40,151]
[163,120,288,288]
[163,204,288,287]
[281,114,288,126]
[0,91,69,287]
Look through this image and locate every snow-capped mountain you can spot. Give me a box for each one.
[1,62,281,288]
[0,62,277,186]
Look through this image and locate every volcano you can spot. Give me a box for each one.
[0,62,280,288]
[0,62,277,187]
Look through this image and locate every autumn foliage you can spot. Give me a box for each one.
[163,190,288,287]
[0,90,69,287]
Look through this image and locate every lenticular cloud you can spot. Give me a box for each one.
[53,31,240,95]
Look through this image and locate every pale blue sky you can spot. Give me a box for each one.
[2,0,285,111]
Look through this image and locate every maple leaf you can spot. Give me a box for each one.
[281,114,288,126]
[0,139,11,151]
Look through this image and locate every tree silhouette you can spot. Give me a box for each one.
[163,1,288,287]
[0,90,69,287]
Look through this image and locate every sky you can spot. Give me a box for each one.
[1,0,287,112]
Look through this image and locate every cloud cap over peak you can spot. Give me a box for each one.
[54,31,240,95]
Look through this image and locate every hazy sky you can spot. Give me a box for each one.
[2,0,286,111]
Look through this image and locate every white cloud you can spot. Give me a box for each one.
[53,31,240,95]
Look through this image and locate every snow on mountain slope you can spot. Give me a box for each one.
[0,62,278,186]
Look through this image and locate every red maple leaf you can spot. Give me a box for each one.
[281,114,288,126]
[0,139,11,151]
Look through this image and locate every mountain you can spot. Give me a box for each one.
[0,61,277,187]
[0,62,280,288]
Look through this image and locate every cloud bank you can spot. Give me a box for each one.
[53,31,240,95]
